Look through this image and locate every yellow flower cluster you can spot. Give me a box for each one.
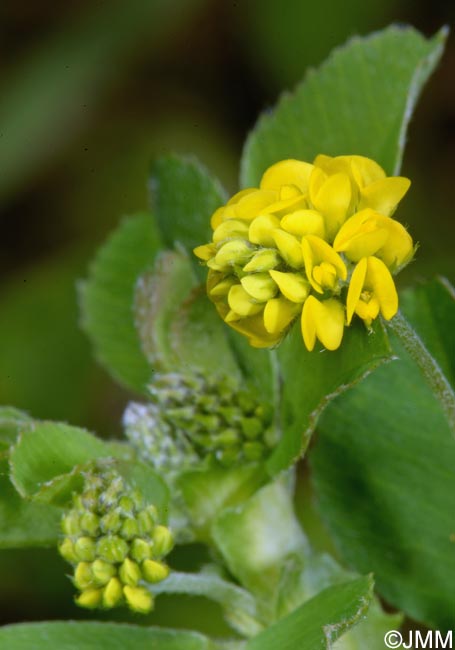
[194,155,413,351]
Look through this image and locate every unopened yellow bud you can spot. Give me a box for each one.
[215,239,254,268]
[123,585,154,614]
[58,538,78,563]
[76,588,103,609]
[130,538,152,563]
[241,273,278,302]
[142,559,170,583]
[91,558,116,586]
[153,526,174,557]
[119,557,142,587]
[74,562,94,590]
[103,577,123,608]
[243,248,280,272]
[74,536,96,562]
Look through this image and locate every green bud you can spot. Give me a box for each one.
[130,538,152,563]
[74,536,97,562]
[240,417,263,439]
[137,510,154,536]
[76,588,103,609]
[216,429,240,447]
[120,517,139,540]
[243,441,265,461]
[119,558,141,587]
[103,577,123,608]
[74,562,94,590]
[216,446,241,467]
[81,490,98,512]
[123,585,154,614]
[61,511,80,537]
[194,414,220,431]
[79,511,99,536]
[97,535,129,563]
[100,510,122,534]
[58,538,78,563]
[142,559,170,584]
[153,526,174,557]
[91,559,116,586]
[118,495,136,516]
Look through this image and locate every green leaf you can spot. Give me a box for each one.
[311,282,455,629]
[80,213,161,393]
[268,320,392,475]
[0,407,33,453]
[0,459,61,549]
[151,571,261,637]
[0,622,213,650]
[245,576,374,650]
[241,26,447,186]
[150,155,226,272]
[212,478,307,612]
[9,422,116,501]
[177,464,266,541]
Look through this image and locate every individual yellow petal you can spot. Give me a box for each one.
[333,209,389,262]
[226,188,256,205]
[243,248,280,272]
[312,262,337,291]
[281,209,326,239]
[359,177,411,215]
[273,229,304,268]
[349,155,385,188]
[228,312,282,347]
[241,273,278,301]
[103,577,123,608]
[209,275,238,297]
[302,235,347,292]
[194,243,216,261]
[249,214,281,246]
[232,189,277,220]
[366,256,398,320]
[213,219,250,243]
[228,284,264,316]
[346,257,368,324]
[375,218,414,271]
[355,295,380,324]
[301,296,317,351]
[310,171,352,239]
[263,296,300,334]
[215,239,254,268]
[265,193,307,216]
[301,296,345,351]
[260,159,314,193]
[210,207,225,229]
[269,270,310,303]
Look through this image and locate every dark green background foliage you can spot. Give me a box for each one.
[0,0,454,640]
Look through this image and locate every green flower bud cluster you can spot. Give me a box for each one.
[58,468,173,614]
[124,371,276,470]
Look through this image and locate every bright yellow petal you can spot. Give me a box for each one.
[346,257,368,324]
[263,296,300,334]
[349,156,385,188]
[226,188,256,205]
[359,177,411,215]
[209,276,237,298]
[241,273,278,301]
[265,193,307,216]
[228,284,263,316]
[260,159,314,193]
[366,256,398,320]
[303,235,347,280]
[210,207,225,229]
[301,296,318,351]
[248,214,281,247]
[273,229,304,268]
[228,312,281,347]
[194,244,216,261]
[269,270,310,303]
[375,217,414,271]
[333,209,377,251]
[281,209,326,239]
[233,189,277,220]
[315,298,345,350]
[310,172,352,239]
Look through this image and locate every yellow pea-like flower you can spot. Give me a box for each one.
[195,154,413,352]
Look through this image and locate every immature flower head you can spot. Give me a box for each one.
[194,154,413,351]
[58,466,173,614]
[124,370,275,471]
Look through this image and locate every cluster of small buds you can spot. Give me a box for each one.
[58,468,173,614]
[123,371,275,470]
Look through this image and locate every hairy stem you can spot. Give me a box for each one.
[388,310,455,432]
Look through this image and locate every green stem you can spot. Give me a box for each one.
[388,310,455,432]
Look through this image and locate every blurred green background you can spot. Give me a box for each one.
[0,0,454,631]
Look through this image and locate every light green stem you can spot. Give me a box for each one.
[388,310,455,432]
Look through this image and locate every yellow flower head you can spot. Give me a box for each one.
[194,155,413,351]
